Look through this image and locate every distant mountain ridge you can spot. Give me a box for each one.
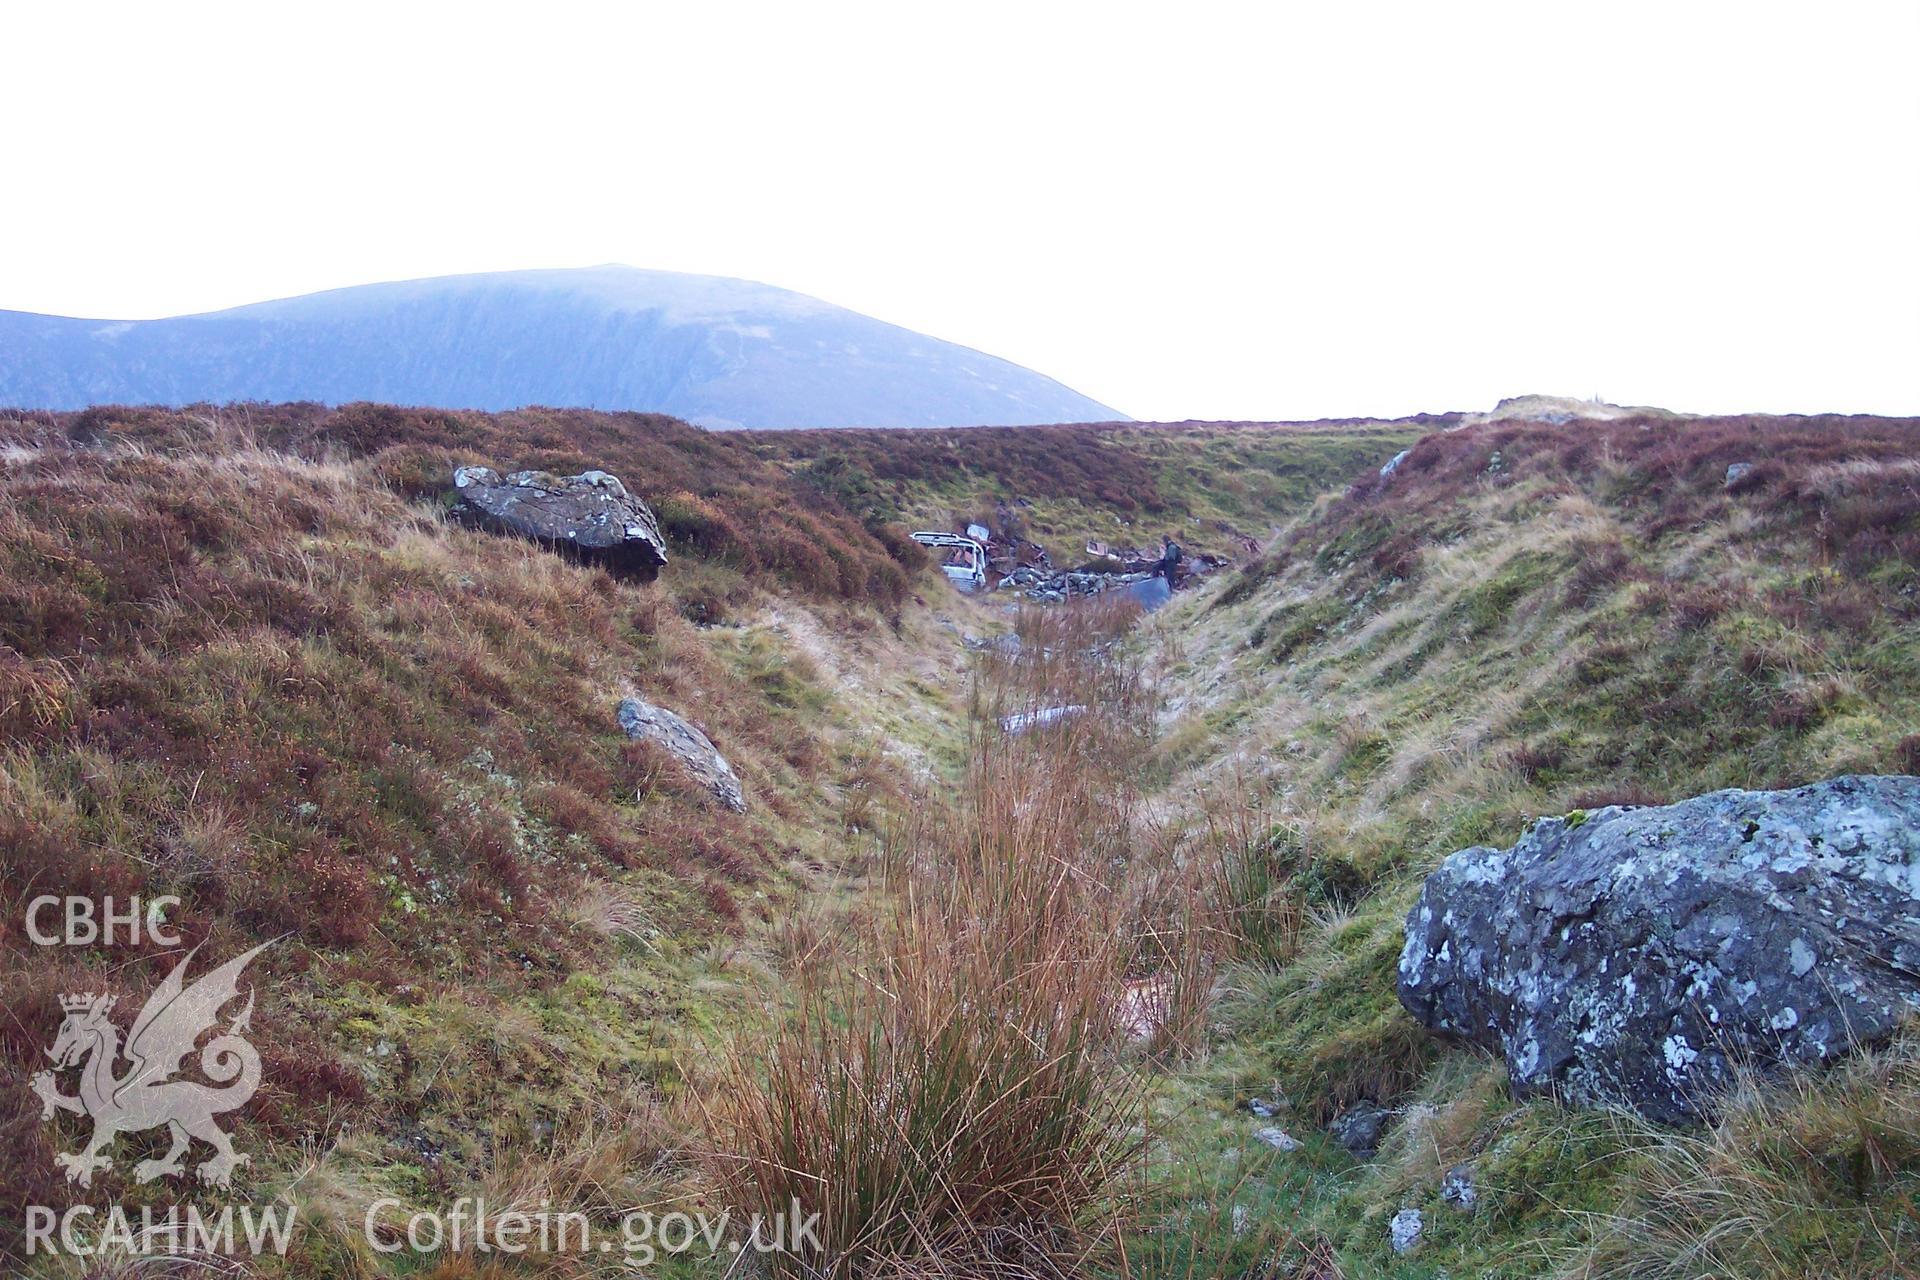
[0,266,1125,429]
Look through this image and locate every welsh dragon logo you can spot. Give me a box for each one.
[31,940,274,1189]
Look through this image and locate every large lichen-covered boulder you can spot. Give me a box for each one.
[453,466,667,580]
[1398,775,1920,1124]
[617,697,747,813]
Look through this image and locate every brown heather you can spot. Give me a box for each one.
[0,413,889,1259]
[6,404,1919,1279]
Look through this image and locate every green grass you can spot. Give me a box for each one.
[8,403,1918,1277]
[749,420,1425,563]
[1137,411,1920,1279]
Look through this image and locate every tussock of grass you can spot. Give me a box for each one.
[714,593,1349,1276]
[1563,1025,1920,1280]
[714,718,1146,1278]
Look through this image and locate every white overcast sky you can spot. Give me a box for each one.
[2,2,1915,421]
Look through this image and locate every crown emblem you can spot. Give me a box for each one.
[59,992,111,1013]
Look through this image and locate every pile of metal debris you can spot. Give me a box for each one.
[995,564,1157,603]
[996,541,1232,605]
[916,517,1236,607]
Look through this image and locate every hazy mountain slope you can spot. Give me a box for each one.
[0,266,1125,428]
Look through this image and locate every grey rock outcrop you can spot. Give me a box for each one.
[1253,1126,1300,1152]
[1389,1208,1423,1253]
[1328,1101,1389,1157]
[1441,1164,1477,1211]
[617,697,746,812]
[453,466,667,580]
[1398,775,1920,1124]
